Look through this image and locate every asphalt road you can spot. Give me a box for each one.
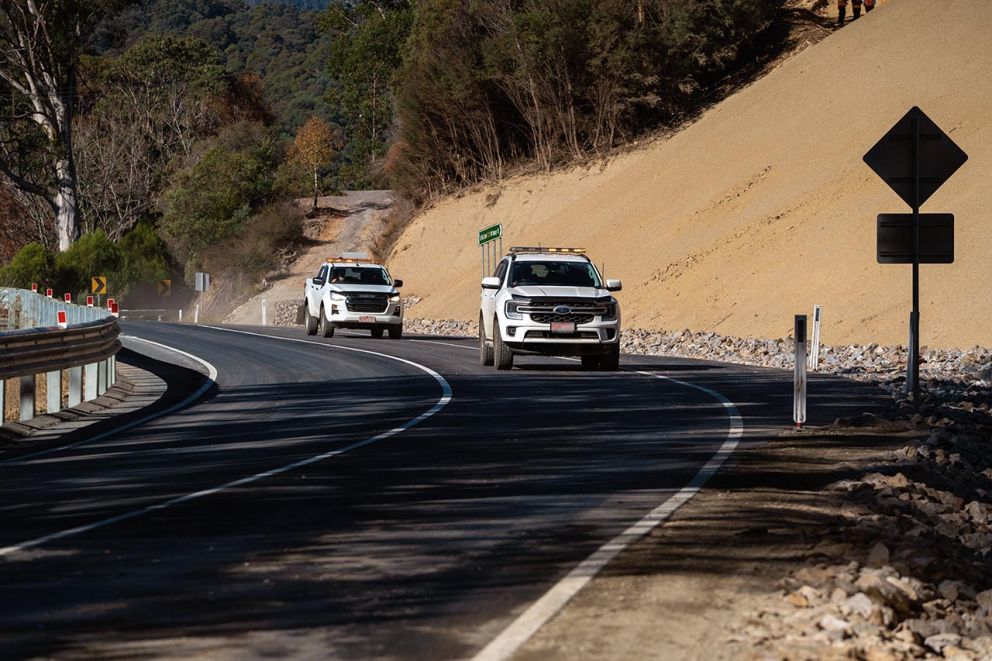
[0,322,884,659]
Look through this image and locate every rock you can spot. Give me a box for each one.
[965,501,989,525]
[811,541,854,558]
[841,592,876,618]
[977,590,992,612]
[924,632,962,654]
[785,591,808,608]
[867,542,891,567]
[856,570,915,615]
[941,580,963,602]
[818,613,851,638]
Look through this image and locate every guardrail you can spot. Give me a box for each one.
[1,288,120,427]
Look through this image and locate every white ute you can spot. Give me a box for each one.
[303,256,404,339]
[479,247,622,370]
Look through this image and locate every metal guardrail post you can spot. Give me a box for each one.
[19,376,35,421]
[68,367,82,408]
[0,379,5,424]
[47,371,60,414]
[97,360,107,396]
[84,364,98,401]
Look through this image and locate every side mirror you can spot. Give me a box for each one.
[481,276,502,290]
[393,279,404,288]
[313,277,325,286]
[605,279,622,292]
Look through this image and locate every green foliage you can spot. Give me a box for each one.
[321,0,413,187]
[159,122,280,269]
[118,222,171,286]
[0,243,55,289]
[392,0,785,199]
[54,230,125,296]
[92,0,335,136]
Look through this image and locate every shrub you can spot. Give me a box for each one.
[202,202,304,283]
[54,230,124,297]
[0,243,54,289]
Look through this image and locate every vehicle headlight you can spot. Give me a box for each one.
[602,298,618,321]
[329,292,346,301]
[388,294,401,303]
[505,300,524,320]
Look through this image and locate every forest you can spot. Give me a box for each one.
[0,0,785,303]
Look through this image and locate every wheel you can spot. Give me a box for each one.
[388,326,402,339]
[479,314,494,366]
[598,343,620,371]
[493,319,513,370]
[319,307,335,338]
[304,305,318,335]
[371,327,384,338]
[581,354,601,370]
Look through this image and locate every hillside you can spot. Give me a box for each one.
[387,0,991,350]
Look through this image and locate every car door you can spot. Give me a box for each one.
[308,265,328,314]
[481,259,508,339]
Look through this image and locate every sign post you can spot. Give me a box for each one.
[863,107,967,401]
[194,272,210,325]
[794,315,807,429]
[478,224,503,277]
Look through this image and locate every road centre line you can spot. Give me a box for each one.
[0,336,219,465]
[411,337,745,660]
[0,327,451,558]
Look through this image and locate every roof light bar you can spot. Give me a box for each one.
[326,255,381,264]
[508,246,586,254]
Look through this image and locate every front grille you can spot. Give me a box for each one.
[525,330,600,340]
[530,313,594,324]
[345,294,388,313]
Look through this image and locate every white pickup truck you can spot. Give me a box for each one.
[479,247,622,370]
[302,257,404,339]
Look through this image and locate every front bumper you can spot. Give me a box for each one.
[498,314,620,354]
[327,300,403,327]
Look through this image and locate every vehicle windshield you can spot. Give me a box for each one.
[329,266,391,286]
[508,260,601,288]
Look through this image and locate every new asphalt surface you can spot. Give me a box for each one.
[0,322,885,659]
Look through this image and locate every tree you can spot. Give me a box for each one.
[290,116,337,212]
[0,0,118,252]
[321,0,412,186]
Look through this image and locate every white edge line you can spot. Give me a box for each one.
[409,336,744,661]
[0,327,451,558]
[0,336,219,465]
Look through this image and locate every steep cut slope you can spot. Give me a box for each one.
[388,0,991,349]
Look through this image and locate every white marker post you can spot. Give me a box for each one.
[809,304,822,371]
[194,304,200,324]
[262,299,267,326]
[794,314,808,430]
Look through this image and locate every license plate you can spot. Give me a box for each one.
[550,321,576,334]
[359,316,375,323]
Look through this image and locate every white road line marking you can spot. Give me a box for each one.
[0,336,219,465]
[473,372,743,661]
[409,336,744,660]
[0,327,451,559]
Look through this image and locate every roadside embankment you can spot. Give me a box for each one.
[387,0,992,349]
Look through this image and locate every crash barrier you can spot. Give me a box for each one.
[0,288,121,426]
[120,308,183,322]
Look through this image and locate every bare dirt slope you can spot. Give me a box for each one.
[388,0,991,349]
[226,190,393,325]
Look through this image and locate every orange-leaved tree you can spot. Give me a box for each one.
[291,117,338,212]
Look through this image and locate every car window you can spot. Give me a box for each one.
[494,259,508,281]
[329,266,392,286]
[509,261,601,288]
[316,265,328,280]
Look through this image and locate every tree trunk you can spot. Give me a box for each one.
[54,156,80,252]
[313,168,319,212]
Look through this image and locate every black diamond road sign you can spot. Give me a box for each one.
[863,106,968,209]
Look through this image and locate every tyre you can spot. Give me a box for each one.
[304,304,318,335]
[388,326,403,339]
[479,314,494,366]
[319,307,335,338]
[371,327,384,338]
[598,343,620,371]
[493,320,513,370]
[581,354,601,370]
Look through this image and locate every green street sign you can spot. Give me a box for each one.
[478,224,502,245]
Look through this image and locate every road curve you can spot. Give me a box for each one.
[0,322,883,659]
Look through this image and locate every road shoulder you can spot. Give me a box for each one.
[513,419,918,660]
